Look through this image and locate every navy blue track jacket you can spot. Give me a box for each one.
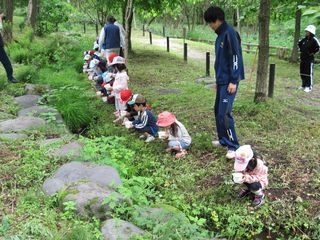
[214,21,245,85]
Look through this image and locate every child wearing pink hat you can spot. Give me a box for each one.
[232,145,268,207]
[107,56,129,114]
[157,111,191,158]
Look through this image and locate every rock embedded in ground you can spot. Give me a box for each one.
[42,161,122,196]
[0,117,46,133]
[49,141,83,159]
[14,95,41,109]
[25,84,49,95]
[0,133,28,141]
[18,105,63,123]
[42,161,123,219]
[101,219,145,240]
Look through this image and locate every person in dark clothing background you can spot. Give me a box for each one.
[0,12,18,83]
[98,16,121,59]
[204,6,245,160]
[298,25,320,93]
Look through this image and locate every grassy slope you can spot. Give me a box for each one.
[0,19,320,239]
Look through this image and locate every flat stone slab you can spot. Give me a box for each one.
[101,219,144,240]
[42,161,122,196]
[25,84,49,95]
[49,141,83,159]
[14,95,41,109]
[18,105,63,123]
[158,88,182,94]
[0,117,46,133]
[195,77,215,84]
[0,112,15,121]
[0,133,28,141]
[63,181,123,219]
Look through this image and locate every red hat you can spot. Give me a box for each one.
[120,89,133,104]
[88,50,95,56]
[157,111,176,127]
[108,52,118,64]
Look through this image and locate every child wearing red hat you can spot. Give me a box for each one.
[127,94,158,143]
[232,145,268,207]
[157,111,192,158]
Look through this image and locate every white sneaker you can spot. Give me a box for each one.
[226,150,236,159]
[102,97,108,102]
[212,140,223,147]
[139,134,146,139]
[304,87,311,93]
[145,136,155,143]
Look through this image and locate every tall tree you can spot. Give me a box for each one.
[255,0,271,103]
[27,0,38,29]
[290,2,302,63]
[124,0,134,58]
[3,0,13,42]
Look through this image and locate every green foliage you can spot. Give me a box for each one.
[36,0,73,35]
[15,65,38,83]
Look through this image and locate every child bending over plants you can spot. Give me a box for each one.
[157,111,192,158]
[232,145,268,207]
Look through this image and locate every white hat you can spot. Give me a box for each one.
[109,56,125,66]
[83,54,91,61]
[234,145,254,172]
[305,25,316,35]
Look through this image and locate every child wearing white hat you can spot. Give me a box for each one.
[232,145,268,207]
[298,25,320,93]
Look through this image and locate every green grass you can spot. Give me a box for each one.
[1,20,320,239]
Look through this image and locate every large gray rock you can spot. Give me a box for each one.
[14,95,41,109]
[0,112,15,121]
[18,105,63,123]
[49,141,83,159]
[43,161,123,220]
[63,181,123,219]
[42,161,122,196]
[0,117,46,133]
[25,84,49,95]
[101,219,144,240]
[0,133,28,141]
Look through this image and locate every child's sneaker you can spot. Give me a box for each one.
[226,150,236,159]
[175,150,188,158]
[145,136,155,143]
[252,193,265,207]
[304,87,311,93]
[139,134,146,139]
[212,140,223,147]
[102,97,108,102]
[238,188,251,199]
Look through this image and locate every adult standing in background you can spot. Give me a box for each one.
[99,16,121,59]
[113,17,126,57]
[298,25,320,93]
[0,12,18,83]
[204,6,244,159]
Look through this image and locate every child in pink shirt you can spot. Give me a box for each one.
[108,56,129,114]
[232,145,268,207]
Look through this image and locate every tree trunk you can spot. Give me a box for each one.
[254,0,271,103]
[124,0,134,59]
[236,7,241,36]
[28,0,38,29]
[3,0,13,43]
[290,3,302,63]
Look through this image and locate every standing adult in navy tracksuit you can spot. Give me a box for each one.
[204,6,245,159]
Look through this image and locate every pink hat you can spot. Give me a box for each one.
[109,56,125,66]
[157,111,176,127]
[234,145,254,172]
